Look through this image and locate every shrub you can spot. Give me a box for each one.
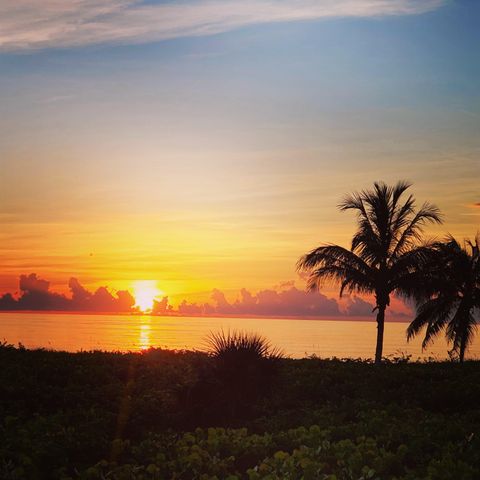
[206,330,283,362]
[204,331,283,419]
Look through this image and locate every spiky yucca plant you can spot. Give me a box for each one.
[205,330,282,418]
[206,330,282,361]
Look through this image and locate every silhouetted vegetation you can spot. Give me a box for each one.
[407,234,480,362]
[297,181,442,363]
[206,329,283,361]
[1,345,480,479]
[0,181,478,479]
[205,331,283,419]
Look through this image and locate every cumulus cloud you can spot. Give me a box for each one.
[0,0,445,52]
[174,284,409,319]
[15,273,70,310]
[0,273,410,319]
[177,283,343,317]
[0,274,134,312]
[19,273,50,293]
[341,295,375,316]
[152,296,173,315]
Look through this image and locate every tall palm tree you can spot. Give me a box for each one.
[297,181,442,364]
[407,235,480,363]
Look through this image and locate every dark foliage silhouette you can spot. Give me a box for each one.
[206,330,283,360]
[407,234,480,362]
[205,330,283,419]
[297,181,442,363]
[2,345,480,478]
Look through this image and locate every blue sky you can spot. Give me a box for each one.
[1,1,478,156]
[0,0,479,297]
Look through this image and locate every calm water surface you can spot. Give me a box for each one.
[1,312,479,360]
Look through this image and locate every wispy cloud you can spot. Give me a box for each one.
[461,202,480,216]
[0,0,445,52]
[35,94,76,104]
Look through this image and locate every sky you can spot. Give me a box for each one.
[0,0,479,309]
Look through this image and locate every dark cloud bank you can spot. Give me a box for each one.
[0,274,135,312]
[0,274,409,319]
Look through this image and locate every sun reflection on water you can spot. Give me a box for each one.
[139,321,151,350]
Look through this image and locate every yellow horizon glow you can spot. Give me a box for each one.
[132,280,164,312]
[1,3,479,306]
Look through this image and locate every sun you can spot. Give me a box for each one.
[132,280,163,312]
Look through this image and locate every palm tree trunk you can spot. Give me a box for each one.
[375,304,386,364]
[459,332,467,363]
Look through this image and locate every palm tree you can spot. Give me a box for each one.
[407,235,480,363]
[297,181,442,364]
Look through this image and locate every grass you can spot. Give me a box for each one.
[0,343,479,478]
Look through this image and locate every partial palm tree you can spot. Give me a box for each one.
[407,235,480,363]
[297,181,442,364]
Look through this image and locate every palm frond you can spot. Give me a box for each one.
[407,234,479,359]
[338,192,379,242]
[390,193,415,235]
[297,245,374,295]
[391,202,442,259]
[390,246,444,301]
[446,304,476,353]
[407,296,455,348]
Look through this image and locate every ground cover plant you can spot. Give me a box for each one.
[1,344,479,479]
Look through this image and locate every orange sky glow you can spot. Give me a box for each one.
[1,1,479,315]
